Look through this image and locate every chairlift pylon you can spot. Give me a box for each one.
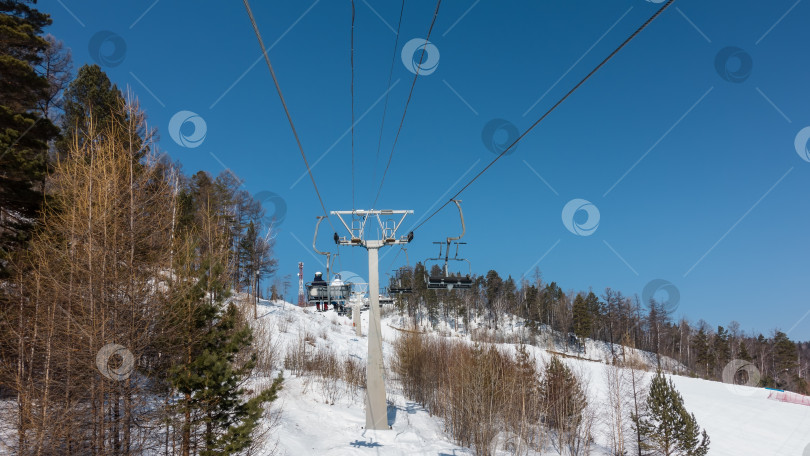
[425,200,473,290]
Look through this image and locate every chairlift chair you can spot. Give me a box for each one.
[305,271,329,310]
[388,266,413,294]
[378,287,395,306]
[425,200,473,291]
[311,216,352,312]
[426,242,473,290]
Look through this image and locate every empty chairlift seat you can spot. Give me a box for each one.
[427,274,473,290]
[423,200,474,291]
[388,267,413,294]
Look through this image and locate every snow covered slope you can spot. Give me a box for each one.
[250,298,810,455]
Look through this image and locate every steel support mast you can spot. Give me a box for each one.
[331,209,413,430]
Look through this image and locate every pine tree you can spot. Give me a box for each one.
[540,355,588,454]
[484,269,502,328]
[713,326,730,377]
[0,0,60,273]
[772,331,798,389]
[692,328,712,378]
[584,291,602,340]
[637,371,710,456]
[543,282,563,329]
[572,294,592,352]
[57,64,128,157]
[169,251,282,455]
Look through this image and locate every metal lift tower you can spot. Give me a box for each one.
[332,209,413,430]
[297,262,305,307]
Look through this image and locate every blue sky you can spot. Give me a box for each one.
[39,0,810,340]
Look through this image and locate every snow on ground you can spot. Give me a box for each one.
[249,297,810,455]
[251,299,471,455]
[273,375,471,456]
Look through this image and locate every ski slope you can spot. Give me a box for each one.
[251,298,810,455]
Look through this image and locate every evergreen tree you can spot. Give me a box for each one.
[484,269,502,326]
[572,294,592,351]
[542,282,563,329]
[692,328,712,378]
[713,326,730,377]
[501,275,517,315]
[772,331,798,388]
[540,355,589,454]
[0,0,60,273]
[584,291,602,340]
[540,355,586,433]
[524,283,540,325]
[169,254,282,455]
[637,371,710,456]
[57,63,128,156]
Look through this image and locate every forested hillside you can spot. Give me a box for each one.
[388,265,809,394]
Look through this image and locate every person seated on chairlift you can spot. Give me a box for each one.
[312,272,327,311]
[312,271,327,285]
